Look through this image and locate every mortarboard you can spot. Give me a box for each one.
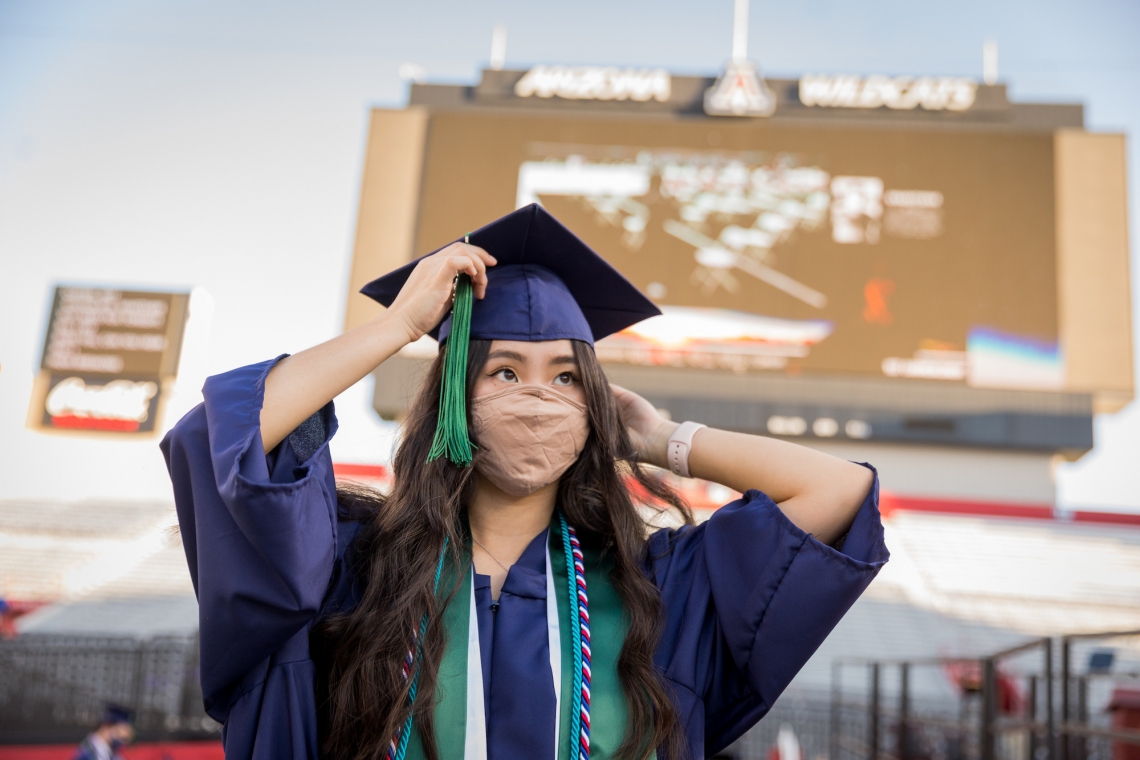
[102,704,133,726]
[361,204,660,344]
[360,203,661,466]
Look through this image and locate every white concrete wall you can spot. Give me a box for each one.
[804,441,1057,505]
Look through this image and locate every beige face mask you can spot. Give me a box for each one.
[470,384,591,497]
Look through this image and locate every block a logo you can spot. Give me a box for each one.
[704,61,776,117]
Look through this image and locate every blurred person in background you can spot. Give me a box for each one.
[71,705,134,760]
[0,599,11,639]
[162,206,889,760]
[0,598,45,638]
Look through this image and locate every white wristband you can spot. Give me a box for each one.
[666,421,707,478]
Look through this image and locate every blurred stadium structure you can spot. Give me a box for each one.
[4,490,1140,758]
[0,634,212,744]
[0,501,215,751]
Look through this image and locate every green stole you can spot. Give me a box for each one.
[402,518,632,760]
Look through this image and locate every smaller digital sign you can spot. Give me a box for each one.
[31,286,189,435]
[40,287,189,376]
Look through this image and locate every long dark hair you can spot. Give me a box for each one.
[314,339,692,760]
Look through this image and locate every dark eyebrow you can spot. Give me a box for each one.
[487,350,526,363]
[549,355,577,367]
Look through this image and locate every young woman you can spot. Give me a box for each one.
[163,205,888,760]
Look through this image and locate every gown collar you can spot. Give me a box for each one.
[474,527,550,601]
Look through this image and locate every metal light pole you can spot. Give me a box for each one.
[733,0,750,63]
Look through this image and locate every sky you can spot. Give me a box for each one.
[0,0,1137,509]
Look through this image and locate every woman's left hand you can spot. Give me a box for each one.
[611,384,677,468]
[612,383,872,543]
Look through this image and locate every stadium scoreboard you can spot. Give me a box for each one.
[345,67,1132,457]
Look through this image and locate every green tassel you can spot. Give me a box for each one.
[427,272,476,466]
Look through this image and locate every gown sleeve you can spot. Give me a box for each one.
[160,356,340,722]
[647,466,889,758]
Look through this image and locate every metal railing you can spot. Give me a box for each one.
[1059,631,1140,760]
[5,628,1140,758]
[830,631,1140,760]
[0,632,219,745]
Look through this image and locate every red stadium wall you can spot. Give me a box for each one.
[0,743,223,760]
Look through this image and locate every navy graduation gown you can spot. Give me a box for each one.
[161,357,889,760]
[474,530,559,760]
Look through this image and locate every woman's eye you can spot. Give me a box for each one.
[492,368,518,382]
[553,372,575,386]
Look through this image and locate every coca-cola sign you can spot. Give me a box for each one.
[41,374,162,433]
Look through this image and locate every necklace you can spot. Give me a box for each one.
[471,534,511,574]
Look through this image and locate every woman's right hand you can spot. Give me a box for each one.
[386,242,497,344]
[259,242,495,452]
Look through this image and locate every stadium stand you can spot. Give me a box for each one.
[2,494,1139,756]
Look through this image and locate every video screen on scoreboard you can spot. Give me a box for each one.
[413,111,1060,391]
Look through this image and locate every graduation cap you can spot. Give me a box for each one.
[361,203,660,466]
[101,704,133,726]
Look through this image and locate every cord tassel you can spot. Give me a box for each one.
[427,272,476,466]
